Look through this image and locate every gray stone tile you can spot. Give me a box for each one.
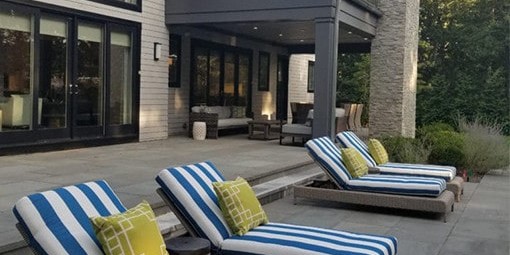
[343,210,402,228]
[439,235,510,255]
[334,221,391,236]
[396,239,441,255]
[387,217,453,244]
[451,217,509,241]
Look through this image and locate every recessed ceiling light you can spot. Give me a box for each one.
[300,29,305,32]
[300,39,304,42]
[253,26,258,30]
[363,37,368,40]
[279,33,283,37]
[348,31,353,34]
[341,53,346,56]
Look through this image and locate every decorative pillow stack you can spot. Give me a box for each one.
[368,138,389,165]
[213,177,268,236]
[341,148,369,178]
[90,201,168,255]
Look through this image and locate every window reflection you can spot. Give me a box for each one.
[109,30,133,125]
[0,10,34,132]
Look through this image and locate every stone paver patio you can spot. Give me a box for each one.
[0,135,508,254]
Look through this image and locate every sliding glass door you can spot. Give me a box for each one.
[0,1,139,147]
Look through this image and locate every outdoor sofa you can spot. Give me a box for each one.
[156,161,398,255]
[13,180,129,254]
[294,137,455,222]
[336,131,464,201]
[189,106,252,139]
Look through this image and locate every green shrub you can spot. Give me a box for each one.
[426,131,466,168]
[417,122,455,140]
[379,136,430,164]
[459,118,510,174]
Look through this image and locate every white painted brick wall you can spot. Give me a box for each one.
[288,54,315,120]
[29,0,169,141]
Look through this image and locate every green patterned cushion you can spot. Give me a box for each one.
[213,177,269,236]
[368,138,389,165]
[341,148,369,178]
[90,201,168,255]
[231,106,246,118]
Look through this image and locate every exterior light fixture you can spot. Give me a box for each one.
[154,42,162,61]
[253,26,258,30]
[168,54,178,66]
[278,33,283,37]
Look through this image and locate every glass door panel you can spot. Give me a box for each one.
[192,47,207,106]
[223,52,235,105]
[238,54,250,107]
[0,10,34,132]
[109,30,132,125]
[39,17,68,129]
[208,50,221,105]
[76,22,103,127]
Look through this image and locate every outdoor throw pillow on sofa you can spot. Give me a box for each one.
[213,177,269,235]
[90,201,168,255]
[341,148,369,178]
[368,138,389,165]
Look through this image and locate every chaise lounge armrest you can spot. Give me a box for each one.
[189,112,219,139]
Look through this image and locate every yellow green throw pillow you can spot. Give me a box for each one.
[213,177,269,236]
[368,138,389,165]
[341,148,369,178]
[90,201,168,255]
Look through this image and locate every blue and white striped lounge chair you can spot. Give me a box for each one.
[336,131,464,201]
[156,161,398,255]
[295,137,455,222]
[13,180,126,255]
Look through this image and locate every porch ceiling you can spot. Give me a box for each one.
[203,21,370,46]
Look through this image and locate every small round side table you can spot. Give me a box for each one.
[192,121,207,140]
[165,237,211,255]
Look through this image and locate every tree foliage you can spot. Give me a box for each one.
[417,0,510,134]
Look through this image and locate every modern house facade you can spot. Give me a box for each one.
[0,0,419,151]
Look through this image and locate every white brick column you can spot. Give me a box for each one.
[369,0,420,137]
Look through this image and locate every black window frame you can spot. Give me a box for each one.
[168,34,181,88]
[307,60,315,92]
[258,51,270,91]
[86,0,141,12]
[190,39,253,115]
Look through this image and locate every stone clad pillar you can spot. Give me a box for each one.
[369,0,420,137]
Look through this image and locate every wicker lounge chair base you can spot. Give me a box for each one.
[294,180,455,223]
[446,176,464,202]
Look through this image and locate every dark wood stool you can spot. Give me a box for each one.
[165,237,211,255]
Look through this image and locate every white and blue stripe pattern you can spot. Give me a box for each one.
[336,131,456,181]
[156,161,232,248]
[306,137,447,197]
[13,180,126,255]
[156,161,398,255]
[336,131,378,167]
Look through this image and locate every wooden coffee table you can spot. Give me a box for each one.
[248,120,284,140]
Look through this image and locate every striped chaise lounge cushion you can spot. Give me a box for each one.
[336,131,456,181]
[13,180,126,255]
[156,161,397,255]
[306,137,447,197]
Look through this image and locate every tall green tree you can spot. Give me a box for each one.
[417,0,510,134]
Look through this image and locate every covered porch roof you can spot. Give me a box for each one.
[166,0,382,137]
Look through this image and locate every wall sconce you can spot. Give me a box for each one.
[154,42,162,61]
[168,54,178,66]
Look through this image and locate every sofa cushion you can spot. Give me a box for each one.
[206,106,231,119]
[282,124,311,135]
[231,106,246,118]
[218,118,251,128]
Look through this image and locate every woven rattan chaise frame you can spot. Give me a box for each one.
[294,156,455,223]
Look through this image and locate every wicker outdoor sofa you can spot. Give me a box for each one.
[189,106,252,139]
[294,137,455,222]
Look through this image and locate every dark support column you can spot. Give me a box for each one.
[313,17,339,138]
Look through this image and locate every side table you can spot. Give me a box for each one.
[165,237,211,255]
[192,121,207,140]
[248,119,285,140]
